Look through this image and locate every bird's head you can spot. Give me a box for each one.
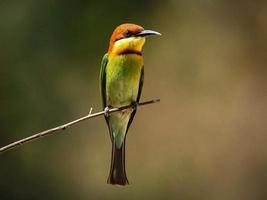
[108,23,161,55]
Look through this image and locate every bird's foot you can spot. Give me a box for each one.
[104,106,111,117]
[131,102,139,111]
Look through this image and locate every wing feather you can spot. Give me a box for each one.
[126,66,144,134]
[100,54,109,108]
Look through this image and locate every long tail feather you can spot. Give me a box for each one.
[107,140,129,185]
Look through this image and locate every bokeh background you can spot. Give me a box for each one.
[1,0,267,199]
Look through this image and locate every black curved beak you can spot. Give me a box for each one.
[135,29,161,37]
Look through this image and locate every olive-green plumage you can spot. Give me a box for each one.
[100,53,143,185]
[100,23,160,185]
[101,54,143,148]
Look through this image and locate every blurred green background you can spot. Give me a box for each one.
[1,0,267,199]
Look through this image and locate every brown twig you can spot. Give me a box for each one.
[0,98,160,154]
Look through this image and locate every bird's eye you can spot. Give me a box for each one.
[125,30,132,37]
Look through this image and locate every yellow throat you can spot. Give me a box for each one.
[110,37,146,55]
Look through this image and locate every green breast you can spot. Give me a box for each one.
[106,54,143,107]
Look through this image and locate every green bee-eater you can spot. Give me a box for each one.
[100,23,160,185]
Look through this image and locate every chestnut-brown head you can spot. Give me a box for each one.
[107,23,161,55]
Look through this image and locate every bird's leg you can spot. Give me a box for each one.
[104,106,111,117]
[131,101,139,111]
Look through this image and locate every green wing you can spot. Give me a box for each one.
[126,66,144,134]
[100,54,113,139]
[99,53,109,108]
[136,66,144,103]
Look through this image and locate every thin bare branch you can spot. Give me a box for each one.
[0,98,160,154]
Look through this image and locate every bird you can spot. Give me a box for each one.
[100,23,161,185]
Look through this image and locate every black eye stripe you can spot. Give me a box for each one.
[124,30,132,37]
[115,30,136,41]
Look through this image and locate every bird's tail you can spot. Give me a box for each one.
[107,140,129,185]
